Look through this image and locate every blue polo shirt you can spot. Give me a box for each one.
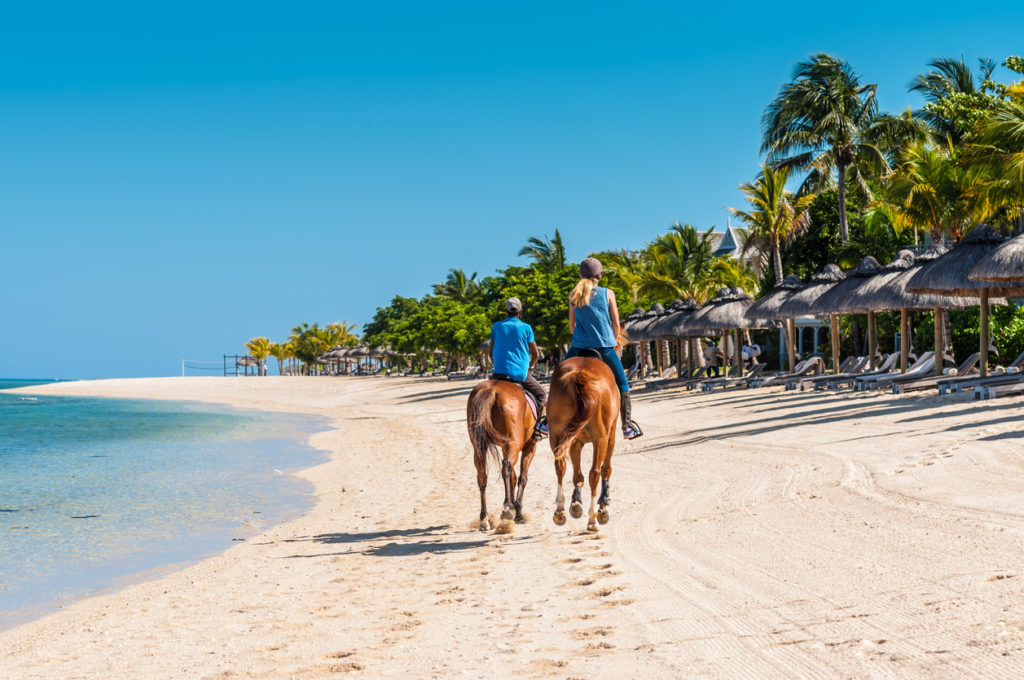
[490,316,535,381]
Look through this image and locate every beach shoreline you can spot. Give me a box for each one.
[3,376,1024,678]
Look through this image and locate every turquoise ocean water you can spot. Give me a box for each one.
[0,379,328,629]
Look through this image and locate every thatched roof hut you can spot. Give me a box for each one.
[689,288,777,331]
[969,232,1024,283]
[907,225,1024,298]
[776,264,846,318]
[745,274,804,321]
[808,256,885,315]
[645,298,700,339]
[626,303,667,342]
[856,247,981,312]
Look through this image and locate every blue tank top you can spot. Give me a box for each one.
[571,286,617,349]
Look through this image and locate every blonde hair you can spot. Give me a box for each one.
[570,277,600,308]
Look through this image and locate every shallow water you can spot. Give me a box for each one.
[0,380,328,629]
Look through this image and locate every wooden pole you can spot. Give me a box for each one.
[734,328,743,377]
[867,312,877,370]
[787,318,797,372]
[721,331,729,375]
[900,308,909,373]
[830,314,841,374]
[980,289,990,378]
[934,308,943,377]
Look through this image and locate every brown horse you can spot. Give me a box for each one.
[548,354,620,532]
[466,379,539,531]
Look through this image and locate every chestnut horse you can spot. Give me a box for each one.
[548,353,620,532]
[466,379,538,531]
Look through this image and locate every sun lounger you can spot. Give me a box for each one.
[749,357,824,388]
[975,374,1024,400]
[937,350,1024,395]
[818,353,906,391]
[686,365,740,390]
[891,353,981,394]
[853,352,935,391]
[700,363,767,392]
[790,356,866,391]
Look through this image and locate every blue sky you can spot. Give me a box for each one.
[2,2,1022,378]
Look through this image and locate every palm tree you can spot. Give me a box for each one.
[268,342,287,376]
[593,249,646,304]
[433,268,479,302]
[973,100,1024,223]
[638,223,718,302]
[728,164,815,284]
[244,337,272,376]
[708,257,759,293]
[519,229,567,272]
[762,53,888,243]
[910,56,998,145]
[884,140,993,243]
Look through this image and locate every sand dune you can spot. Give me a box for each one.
[3,375,1024,678]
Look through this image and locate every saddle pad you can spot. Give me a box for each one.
[490,374,538,421]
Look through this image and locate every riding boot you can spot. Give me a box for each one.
[533,404,549,441]
[620,392,642,440]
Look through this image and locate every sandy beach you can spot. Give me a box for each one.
[2,375,1024,678]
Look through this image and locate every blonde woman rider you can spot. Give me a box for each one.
[564,257,642,440]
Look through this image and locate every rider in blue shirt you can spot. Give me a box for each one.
[490,297,548,438]
[565,257,642,440]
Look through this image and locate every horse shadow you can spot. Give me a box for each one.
[281,524,490,558]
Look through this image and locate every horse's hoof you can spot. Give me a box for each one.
[553,510,567,526]
[479,520,491,531]
[597,508,610,525]
[515,515,526,524]
[569,502,583,519]
[500,508,514,521]
[587,521,599,532]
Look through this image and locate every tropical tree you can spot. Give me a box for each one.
[762,53,889,242]
[244,337,272,376]
[638,223,718,302]
[883,140,993,243]
[707,257,759,293]
[518,229,567,272]
[728,164,815,283]
[433,267,480,302]
[268,342,289,376]
[910,56,1001,145]
[973,99,1024,222]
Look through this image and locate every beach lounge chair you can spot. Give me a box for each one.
[819,353,907,391]
[700,362,766,392]
[975,373,1024,400]
[937,350,1024,395]
[749,357,824,388]
[686,365,740,390]
[853,352,935,391]
[891,353,981,394]
[788,355,866,391]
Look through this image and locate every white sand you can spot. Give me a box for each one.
[3,375,1024,678]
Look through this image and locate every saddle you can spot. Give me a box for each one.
[490,373,539,422]
[575,348,603,360]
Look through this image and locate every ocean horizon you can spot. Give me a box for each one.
[0,379,329,630]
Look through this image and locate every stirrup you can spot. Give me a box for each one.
[533,418,549,441]
[622,421,643,440]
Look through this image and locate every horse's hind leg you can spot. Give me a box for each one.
[552,454,567,526]
[597,430,615,525]
[569,441,585,519]
[500,448,518,522]
[475,449,490,531]
[587,437,609,532]
[514,439,536,523]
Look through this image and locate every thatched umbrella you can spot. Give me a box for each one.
[808,257,885,369]
[907,224,1024,376]
[969,232,1024,283]
[745,274,804,371]
[645,298,701,376]
[777,264,846,372]
[689,287,777,377]
[850,249,981,372]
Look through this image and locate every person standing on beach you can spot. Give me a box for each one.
[565,258,642,440]
[489,297,548,438]
[703,340,720,377]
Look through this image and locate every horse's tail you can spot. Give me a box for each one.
[468,384,507,470]
[552,368,599,462]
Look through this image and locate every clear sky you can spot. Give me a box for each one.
[2,1,1022,378]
